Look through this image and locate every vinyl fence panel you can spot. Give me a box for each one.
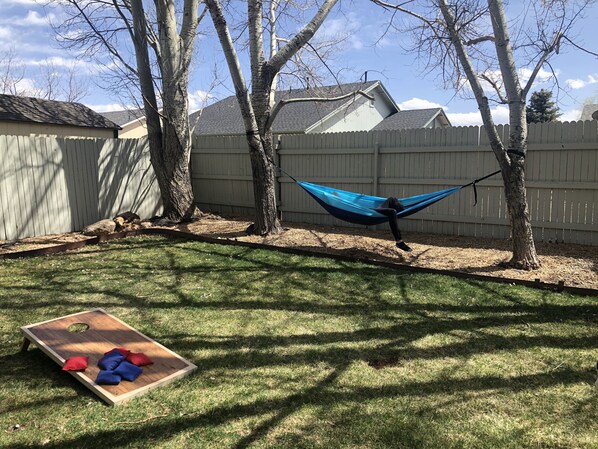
[0,136,161,241]
[191,121,598,245]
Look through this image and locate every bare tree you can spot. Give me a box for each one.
[372,0,593,269]
[35,59,61,101]
[51,0,204,221]
[0,49,27,96]
[205,0,369,235]
[61,64,90,103]
[0,51,88,102]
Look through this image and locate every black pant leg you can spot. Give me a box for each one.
[375,207,402,241]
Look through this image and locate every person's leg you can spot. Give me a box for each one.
[375,201,411,252]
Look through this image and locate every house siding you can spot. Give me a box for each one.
[119,120,150,138]
[308,86,395,133]
[0,121,115,138]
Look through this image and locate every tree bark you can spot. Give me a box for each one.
[502,159,538,269]
[206,0,337,235]
[130,0,198,221]
[437,0,540,269]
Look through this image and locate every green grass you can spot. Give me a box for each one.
[0,235,596,449]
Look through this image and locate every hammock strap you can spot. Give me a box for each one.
[461,169,501,206]
[263,151,298,183]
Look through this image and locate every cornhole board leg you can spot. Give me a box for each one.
[20,337,31,352]
[20,308,197,406]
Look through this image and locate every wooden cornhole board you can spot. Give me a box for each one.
[20,308,197,405]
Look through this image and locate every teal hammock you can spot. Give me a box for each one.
[286,170,501,227]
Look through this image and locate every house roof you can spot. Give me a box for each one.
[101,108,146,127]
[580,103,598,121]
[190,81,395,135]
[371,108,451,131]
[0,94,120,130]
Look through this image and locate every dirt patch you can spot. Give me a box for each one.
[175,217,598,290]
[2,216,597,290]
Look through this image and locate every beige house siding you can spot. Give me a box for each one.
[119,119,150,138]
[0,120,115,138]
[426,116,445,129]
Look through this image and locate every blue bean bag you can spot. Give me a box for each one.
[96,370,121,385]
[114,361,143,382]
[98,349,126,370]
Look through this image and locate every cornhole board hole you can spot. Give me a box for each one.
[20,308,197,406]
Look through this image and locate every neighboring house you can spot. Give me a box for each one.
[190,81,451,136]
[580,103,598,121]
[191,81,406,135]
[0,94,120,138]
[371,108,451,131]
[101,108,150,138]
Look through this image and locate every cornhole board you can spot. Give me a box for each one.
[20,308,197,406]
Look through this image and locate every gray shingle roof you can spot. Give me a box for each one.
[371,108,444,131]
[580,103,598,121]
[100,108,146,126]
[190,81,380,135]
[0,94,120,129]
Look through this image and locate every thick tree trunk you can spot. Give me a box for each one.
[499,101,540,269]
[246,130,282,234]
[502,161,540,269]
[156,126,196,221]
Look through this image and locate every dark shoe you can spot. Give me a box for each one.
[396,241,412,252]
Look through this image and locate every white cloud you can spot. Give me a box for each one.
[315,13,362,50]
[0,10,55,27]
[519,67,556,86]
[189,90,213,111]
[398,97,444,110]
[0,26,12,40]
[560,108,581,122]
[447,105,510,126]
[85,103,128,113]
[3,0,39,4]
[14,77,36,94]
[565,74,598,90]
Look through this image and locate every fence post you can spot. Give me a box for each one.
[275,135,283,221]
[373,139,380,196]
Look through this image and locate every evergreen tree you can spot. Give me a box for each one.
[526,89,561,123]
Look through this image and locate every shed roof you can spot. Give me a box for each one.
[0,94,120,130]
[371,108,450,131]
[190,81,392,135]
[100,108,146,127]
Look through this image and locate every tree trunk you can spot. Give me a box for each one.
[499,101,540,269]
[245,129,282,235]
[128,0,198,222]
[502,161,540,269]
[156,124,196,221]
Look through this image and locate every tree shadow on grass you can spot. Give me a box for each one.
[2,239,598,448]
[5,365,592,449]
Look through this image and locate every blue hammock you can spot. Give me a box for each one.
[297,182,463,226]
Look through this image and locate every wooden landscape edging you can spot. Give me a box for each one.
[2,227,597,298]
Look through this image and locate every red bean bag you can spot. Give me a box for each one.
[62,356,89,371]
[126,352,153,366]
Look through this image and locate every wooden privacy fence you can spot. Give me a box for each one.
[191,120,598,245]
[0,136,161,241]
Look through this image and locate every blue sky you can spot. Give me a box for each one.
[1,0,597,126]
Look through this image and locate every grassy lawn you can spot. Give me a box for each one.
[0,235,596,449]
